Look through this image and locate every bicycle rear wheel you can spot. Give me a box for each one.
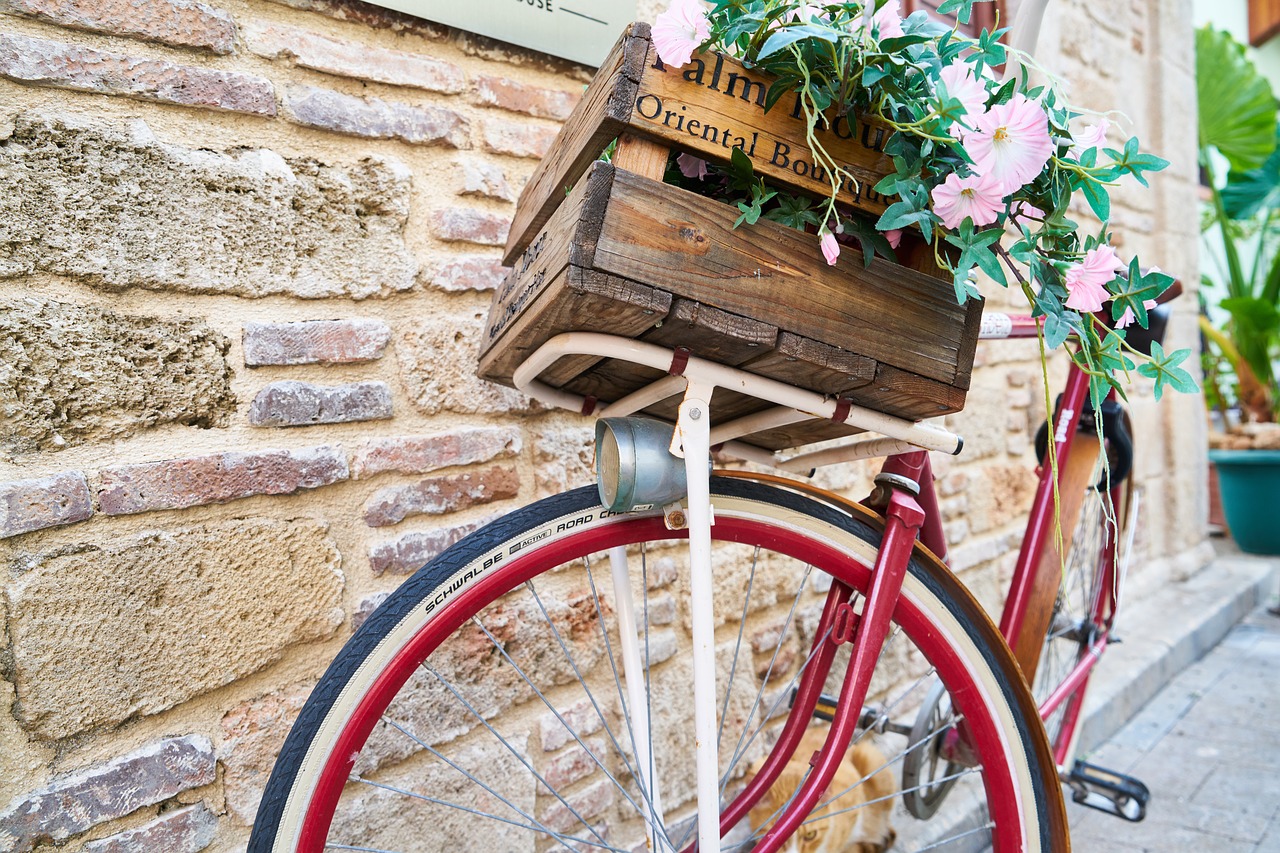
[249,477,1066,853]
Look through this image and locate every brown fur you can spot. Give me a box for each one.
[744,727,897,853]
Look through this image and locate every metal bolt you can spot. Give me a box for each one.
[689,408,702,420]
[667,509,687,529]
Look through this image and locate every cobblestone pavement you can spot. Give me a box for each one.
[1066,602,1280,852]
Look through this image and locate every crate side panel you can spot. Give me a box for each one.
[592,169,973,385]
[503,24,651,265]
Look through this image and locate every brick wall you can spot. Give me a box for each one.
[0,0,1206,850]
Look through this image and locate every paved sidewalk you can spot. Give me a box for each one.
[1066,601,1280,852]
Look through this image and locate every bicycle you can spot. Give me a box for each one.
[246,2,1170,849]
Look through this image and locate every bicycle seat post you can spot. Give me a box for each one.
[672,377,724,853]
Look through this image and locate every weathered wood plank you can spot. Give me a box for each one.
[742,332,876,396]
[503,23,652,265]
[479,265,670,387]
[481,162,615,366]
[846,362,969,420]
[593,168,976,385]
[613,133,670,180]
[642,299,778,365]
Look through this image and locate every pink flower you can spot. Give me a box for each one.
[965,94,1055,196]
[853,0,904,40]
[931,172,1005,230]
[652,0,710,68]
[820,230,840,265]
[1116,299,1158,329]
[1011,200,1046,220]
[1064,245,1125,313]
[884,228,903,249]
[676,152,708,180]
[1070,118,1110,158]
[938,61,989,136]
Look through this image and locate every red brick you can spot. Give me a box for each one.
[351,427,522,479]
[352,590,391,631]
[431,208,511,246]
[244,20,466,93]
[82,804,218,853]
[542,737,606,790]
[96,445,348,515]
[538,777,615,835]
[458,160,517,202]
[368,516,495,575]
[481,119,558,159]
[0,736,215,853]
[0,471,92,539]
[432,254,508,292]
[474,74,579,120]
[242,318,391,366]
[0,33,275,116]
[248,380,393,427]
[219,686,309,826]
[2,0,237,54]
[362,465,519,527]
[540,696,610,752]
[285,84,467,146]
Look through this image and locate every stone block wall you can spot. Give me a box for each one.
[0,0,1206,850]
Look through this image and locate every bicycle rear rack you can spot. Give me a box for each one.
[512,331,965,471]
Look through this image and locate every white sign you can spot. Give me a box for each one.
[372,1,639,67]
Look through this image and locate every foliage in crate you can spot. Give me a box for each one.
[643,0,1194,407]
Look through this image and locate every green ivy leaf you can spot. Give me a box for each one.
[937,0,976,24]
[1137,341,1199,400]
[1108,258,1163,327]
[758,23,840,61]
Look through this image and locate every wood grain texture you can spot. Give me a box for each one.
[592,168,976,385]
[503,23,652,265]
[613,133,671,180]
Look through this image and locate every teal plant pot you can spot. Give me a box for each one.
[1208,449,1280,555]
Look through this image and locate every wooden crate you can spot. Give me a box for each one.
[478,22,983,451]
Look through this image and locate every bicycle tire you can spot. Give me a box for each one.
[249,477,1067,853]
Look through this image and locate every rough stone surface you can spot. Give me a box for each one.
[0,113,418,298]
[474,75,579,120]
[0,0,238,54]
[96,445,349,515]
[0,736,215,853]
[243,318,391,366]
[538,777,614,835]
[244,20,466,92]
[431,254,508,292]
[540,697,610,753]
[248,380,393,427]
[352,589,611,774]
[6,519,344,739]
[0,299,235,454]
[0,33,275,115]
[351,427,522,479]
[362,465,519,527]
[397,312,534,415]
[81,803,218,853]
[285,84,470,147]
[368,516,494,575]
[430,208,511,246]
[330,737,536,853]
[533,424,595,497]
[219,686,309,826]
[0,471,92,538]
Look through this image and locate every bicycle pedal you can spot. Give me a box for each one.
[1064,759,1150,822]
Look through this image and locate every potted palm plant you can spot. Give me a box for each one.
[1197,24,1280,553]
